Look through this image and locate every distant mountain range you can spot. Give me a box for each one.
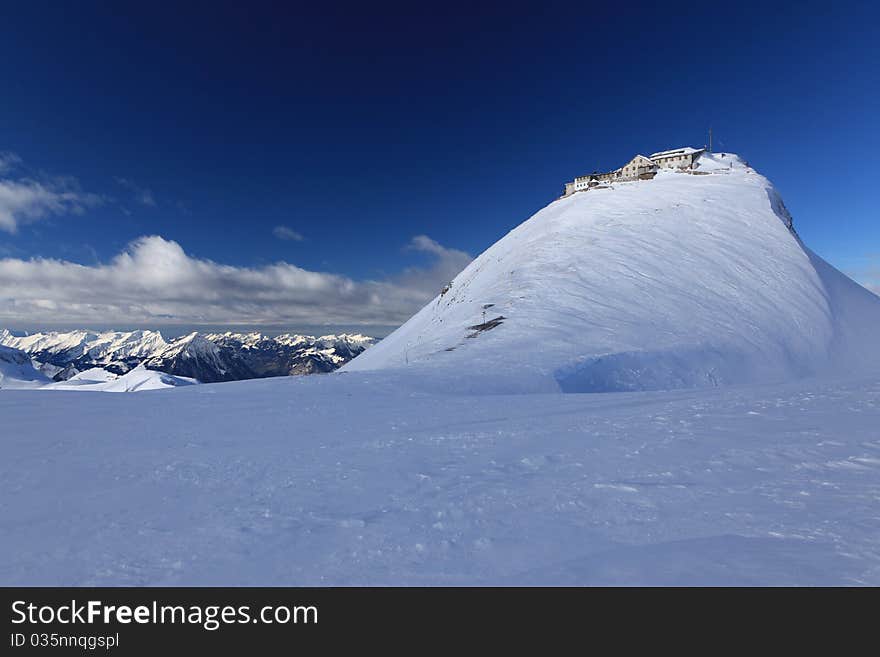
[0,329,375,384]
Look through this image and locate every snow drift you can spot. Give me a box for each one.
[47,365,197,392]
[345,153,880,392]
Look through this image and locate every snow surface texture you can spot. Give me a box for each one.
[1,372,879,585]
[345,153,880,393]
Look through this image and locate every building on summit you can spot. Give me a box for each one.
[562,146,705,197]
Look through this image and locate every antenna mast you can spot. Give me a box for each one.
[708,127,713,153]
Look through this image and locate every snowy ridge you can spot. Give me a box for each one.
[0,329,167,366]
[0,329,376,386]
[0,345,50,389]
[345,153,880,392]
[144,332,232,382]
[47,365,197,392]
[203,332,376,377]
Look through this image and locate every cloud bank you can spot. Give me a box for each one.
[0,234,472,327]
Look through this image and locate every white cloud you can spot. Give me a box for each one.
[0,153,103,232]
[114,177,156,207]
[0,152,23,174]
[0,234,472,327]
[0,179,103,233]
[398,235,473,292]
[273,225,304,241]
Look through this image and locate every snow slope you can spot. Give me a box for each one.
[345,154,880,392]
[0,345,50,389]
[47,365,196,392]
[56,367,119,385]
[1,370,879,585]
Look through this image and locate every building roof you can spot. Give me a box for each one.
[575,168,618,181]
[649,146,704,159]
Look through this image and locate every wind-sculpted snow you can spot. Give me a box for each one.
[1,371,879,585]
[345,153,880,392]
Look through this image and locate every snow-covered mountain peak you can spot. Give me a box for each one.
[148,332,221,362]
[0,329,168,363]
[166,331,214,351]
[692,151,749,171]
[345,155,880,392]
[0,328,375,385]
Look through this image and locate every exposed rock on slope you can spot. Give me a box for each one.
[0,345,50,389]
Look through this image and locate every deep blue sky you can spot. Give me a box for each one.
[0,1,877,333]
